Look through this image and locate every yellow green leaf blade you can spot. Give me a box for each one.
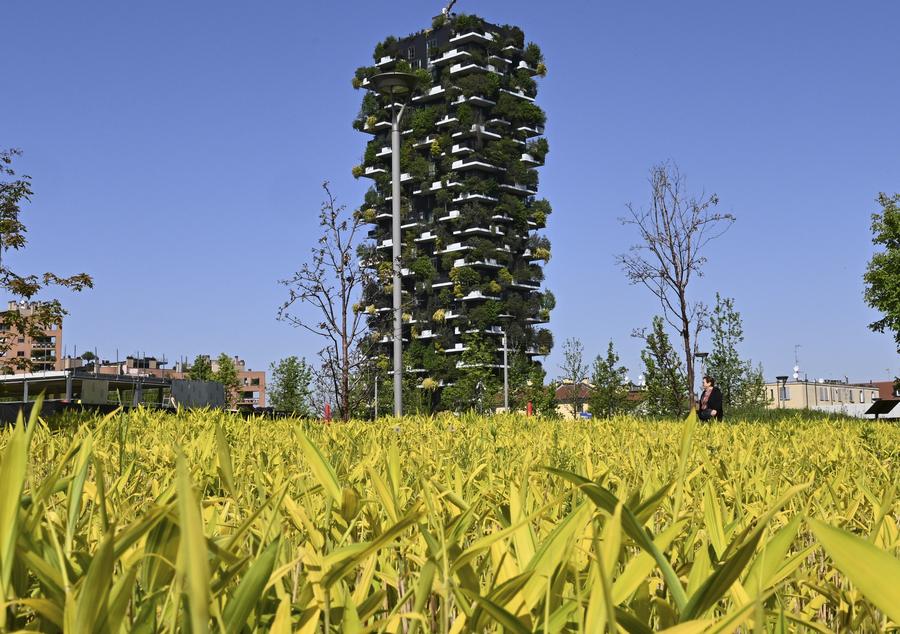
[809,517,900,624]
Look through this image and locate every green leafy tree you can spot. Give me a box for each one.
[508,350,557,418]
[213,353,241,408]
[864,193,900,368]
[589,341,630,418]
[0,149,93,371]
[706,294,768,411]
[706,294,745,407]
[268,356,313,415]
[639,316,687,417]
[188,354,213,381]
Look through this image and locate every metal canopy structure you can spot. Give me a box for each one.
[865,399,899,419]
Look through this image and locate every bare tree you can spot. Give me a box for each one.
[279,182,370,420]
[617,161,734,408]
[558,337,589,419]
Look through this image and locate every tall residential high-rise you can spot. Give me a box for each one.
[352,13,554,411]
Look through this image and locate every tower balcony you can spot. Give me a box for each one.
[499,88,535,102]
[449,31,496,46]
[511,280,542,291]
[375,146,392,158]
[455,226,496,237]
[451,124,502,141]
[376,55,399,69]
[436,242,471,254]
[520,153,544,166]
[516,60,540,76]
[376,238,405,250]
[452,94,497,108]
[453,192,498,204]
[388,173,413,185]
[486,118,511,129]
[412,85,447,103]
[413,135,439,149]
[443,342,469,354]
[438,209,461,222]
[449,62,500,77]
[451,159,505,173]
[459,291,500,302]
[414,231,437,243]
[363,119,391,134]
[363,166,387,178]
[488,54,512,66]
[453,257,501,268]
[517,125,545,138]
[451,143,474,155]
[432,48,472,66]
[413,180,461,196]
[500,183,537,196]
[436,115,460,128]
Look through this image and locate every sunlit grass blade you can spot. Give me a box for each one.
[809,517,900,623]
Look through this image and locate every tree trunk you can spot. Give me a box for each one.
[679,293,695,410]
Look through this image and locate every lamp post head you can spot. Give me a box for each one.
[369,72,420,98]
[776,375,789,383]
[695,352,708,360]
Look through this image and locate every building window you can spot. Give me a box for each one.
[407,46,416,60]
[849,390,854,403]
[779,386,790,401]
[17,351,24,357]
[251,378,260,386]
[769,388,774,401]
[819,387,828,401]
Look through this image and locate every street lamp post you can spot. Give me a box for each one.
[502,330,509,412]
[369,72,418,418]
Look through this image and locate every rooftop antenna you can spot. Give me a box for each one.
[793,344,801,381]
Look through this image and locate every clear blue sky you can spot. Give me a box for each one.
[4,0,898,382]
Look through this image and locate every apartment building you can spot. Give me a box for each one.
[209,355,266,408]
[0,301,63,373]
[764,379,886,418]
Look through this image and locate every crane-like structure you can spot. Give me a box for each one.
[442,0,457,16]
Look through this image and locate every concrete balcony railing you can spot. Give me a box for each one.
[451,159,504,173]
[432,48,472,66]
[500,88,535,102]
[449,31,495,46]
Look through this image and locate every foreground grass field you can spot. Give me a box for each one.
[1,403,899,632]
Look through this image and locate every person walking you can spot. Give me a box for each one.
[698,375,724,421]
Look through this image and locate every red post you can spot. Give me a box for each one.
[324,403,332,423]
[527,401,533,417]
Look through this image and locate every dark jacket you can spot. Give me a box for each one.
[701,386,724,421]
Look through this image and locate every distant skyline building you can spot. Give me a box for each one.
[353,12,554,409]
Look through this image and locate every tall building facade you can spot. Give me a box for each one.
[353,13,553,410]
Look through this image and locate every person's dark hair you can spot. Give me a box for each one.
[703,375,715,386]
